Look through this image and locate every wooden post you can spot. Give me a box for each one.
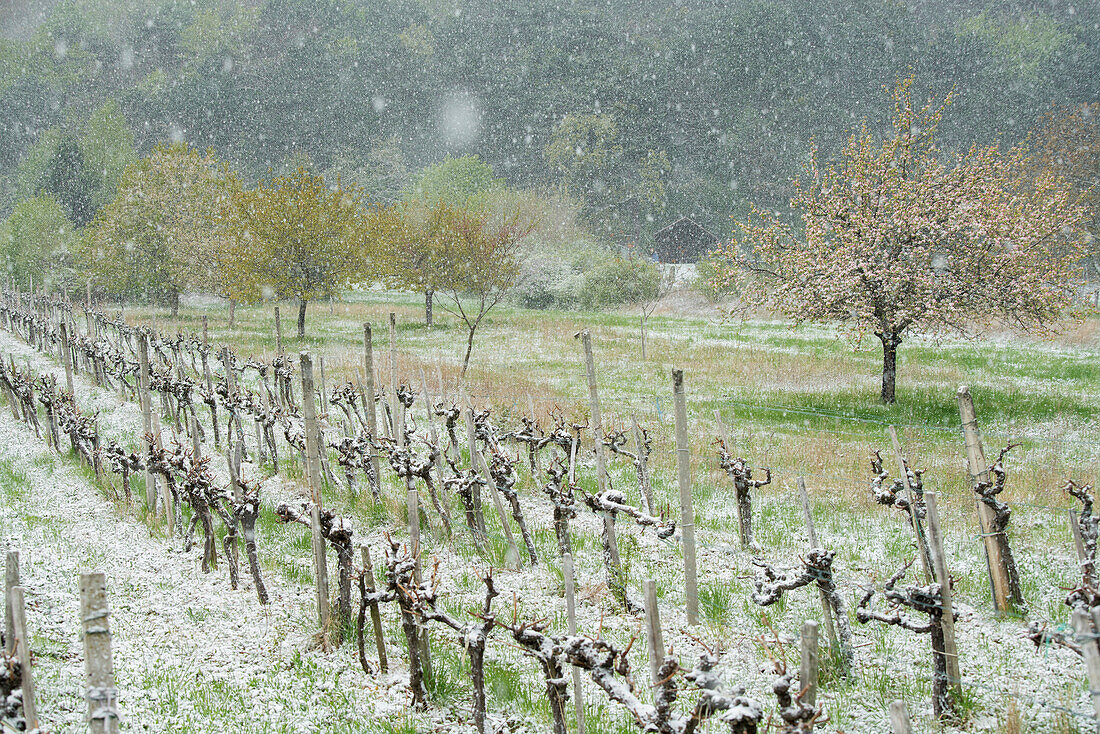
[957,385,1020,612]
[800,619,819,708]
[631,414,653,515]
[563,552,585,734]
[407,487,433,678]
[60,319,74,395]
[579,330,626,602]
[798,477,839,656]
[527,393,542,483]
[361,546,388,673]
[318,355,328,419]
[137,332,155,512]
[274,307,283,355]
[644,579,664,685]
[1073,607,1100,727]
[300,353,331,633]
[1071,511,1088,569]
[461,391,489,540]
[923,491,962,702]
[362,324,381,498]
[888,425,932,582]
[9,586,37,731]
[389,313,403,442]
[4,550,17,654]
[80,572,118,734]
[672,368,698,626]
[888,700,913,734]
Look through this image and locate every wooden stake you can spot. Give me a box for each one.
[60,319,74,395]
[1071,510,1088,569]
[563,552,585,734]
[672,368,698,626]
[461,390,489,541]
[923,490,962,701]
[888,700,912,734]
[4,550,17,654]
[957,385,1021,612]
[80,572,118,734]
[798,477,839,656]
[361,546,388,672]
[9,586,37,731]
[274,307,283,355]
[137,332,155,512]
[300,353,331,633]
[644,579,664,685]
[579,330,627,603]
[1074,607,1100,728]
[362,324,381,498]
[888,425,932,582]
[800,619,819,708]
[389,313,403,442]
[407,488,433,678]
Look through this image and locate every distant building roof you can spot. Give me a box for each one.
[651,217,719,263]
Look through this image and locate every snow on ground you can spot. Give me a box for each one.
[0,328,1094,733]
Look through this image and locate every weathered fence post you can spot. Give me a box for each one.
[578,330,628,606]
[1073,607,1100,728]
[644,579,664,685]
[360,324,382,498]
[389,313,403,442]
[672,368,698,626]
[300,353,332,636]
[563,551,585,734]
[80,572,119,734]
[923,490,962,703]
[361,546,387,673]
[275,306,283,356]
[957,385,1022,612]
[888,700,912,734]
[9,585,37,731]
[407,487,433,678]
[888,425,932,582]
[137,332,155,513]
[60,319,74,395]
[800,619,819,708]
[798,477,840,660]
[4,550,16,654]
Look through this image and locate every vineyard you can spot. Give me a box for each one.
[0,289,1097,734]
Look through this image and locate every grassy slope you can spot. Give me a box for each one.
[67,290,1100,732]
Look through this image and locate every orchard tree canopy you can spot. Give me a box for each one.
[233,166,372,337]
[720,76,1087,404]
[81,142,246,315]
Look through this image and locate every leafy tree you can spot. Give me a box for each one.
[82,142,249,315]
[398,155,503,324]
[375,200,533,375]
[233,166,371,337]
[545,112,669,246]
[719,76,1087,404]
[1029,103,1100,285]
[2,194,78,291]
[407,154,502,207]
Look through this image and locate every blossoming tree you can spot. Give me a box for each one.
[719,76,1086,403]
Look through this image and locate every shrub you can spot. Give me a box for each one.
[579,256,659,309]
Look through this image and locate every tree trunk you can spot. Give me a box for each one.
[877,330,902,404]
[228,300,236,329]
[170,289,180,319]
[461,324,477,377]
[298,297,307,338]
[425,290,433,328]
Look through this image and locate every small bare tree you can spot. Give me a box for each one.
[717,440,770,550]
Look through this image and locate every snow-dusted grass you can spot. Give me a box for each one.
[2,295,1098,732]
